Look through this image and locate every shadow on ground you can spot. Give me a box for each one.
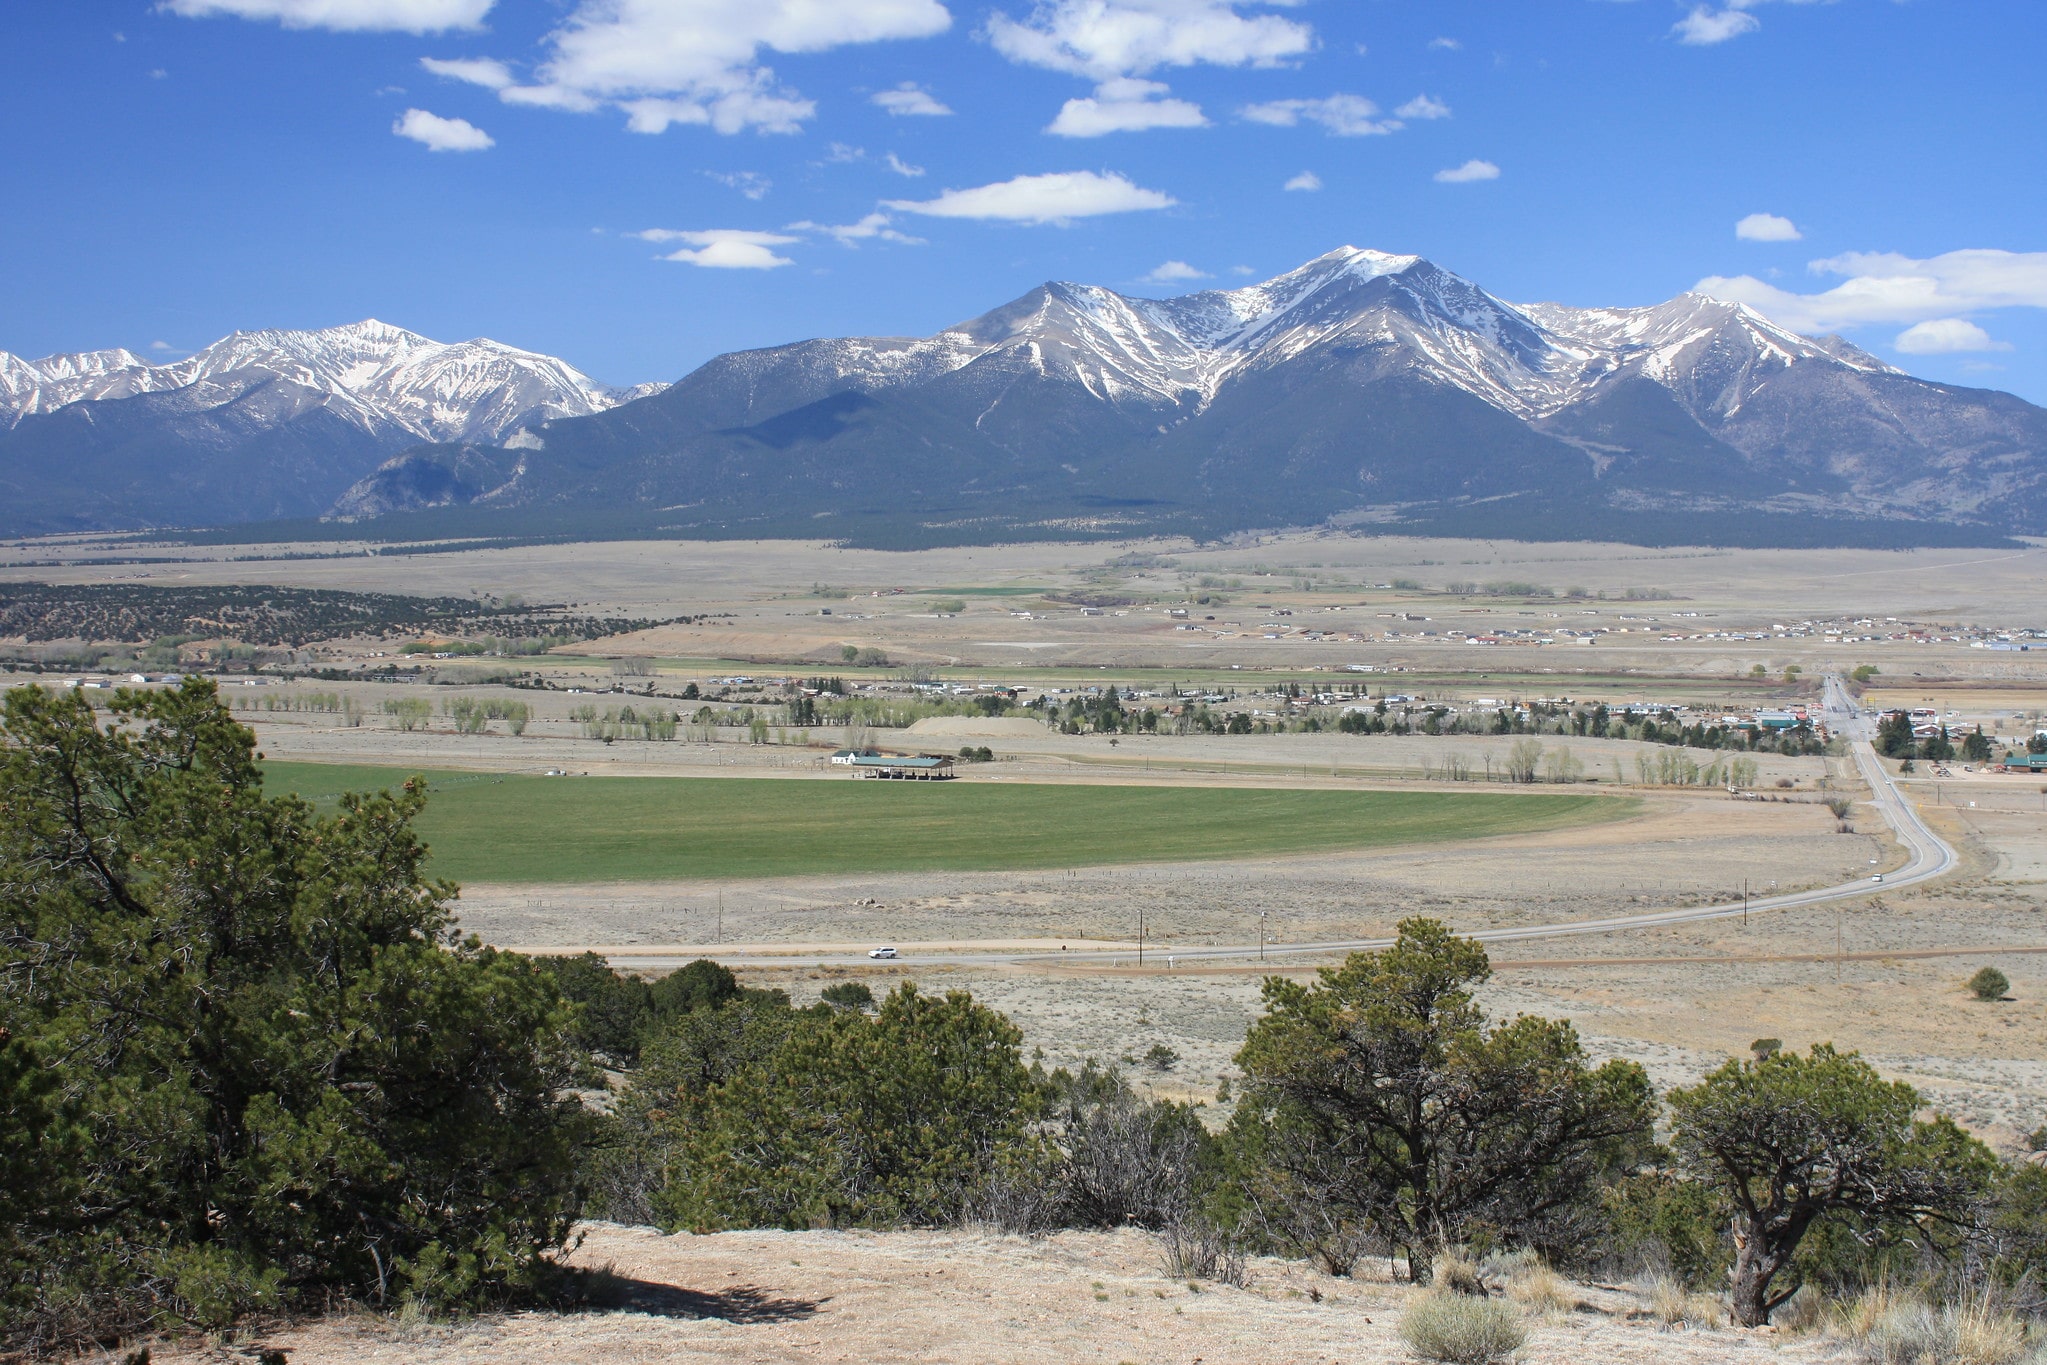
[596,1277,826,1323]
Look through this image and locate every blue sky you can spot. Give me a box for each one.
[4,0,2044,401]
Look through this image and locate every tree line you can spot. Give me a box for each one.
[4,681,2042,1354]
[0,580,685,649]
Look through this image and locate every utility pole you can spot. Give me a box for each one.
[1743,879,1748,928]
[1137,902,1145,968]
[1836,907,1843,981]
[717,889,723,944]
[1259,911,1267,963]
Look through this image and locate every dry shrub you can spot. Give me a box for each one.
[1505,1265,1574,1316]
[1842,1281,1909,1342]
[1480,1249,1572,1315]
[1647,1275,1724,1331]
[1842,1287,2029,1365]
[1434,1249,1488,1296]
[1398,1291,1528,1364]
[1155,1219,1247,1289]
[1773,1286,1827,1335]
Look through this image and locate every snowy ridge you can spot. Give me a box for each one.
[0,320,662,443]
[791,246,1911,426]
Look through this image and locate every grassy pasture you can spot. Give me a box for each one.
[263,762,1632,884]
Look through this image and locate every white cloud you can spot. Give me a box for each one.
[1228,264,1256,276]
[621,86,814,136]
[885,152,925,177]
[1142,260,1209,283]
[1674,0,1840,47]
[825,142,867,163]
[1394,93,1450,120]
[1893,319,2011,355]
[164,0,491,32]
[1047,77,1207,136]
[989,2,1311,143]
[707,170,772,199]
[150,340,175,352]
[885,170,1175,224]
[1283,170,1321,192]
[1427,36,1460,51]
[447,0,954,136]
[788,213,926,246]
[1735,211,1801,242]
[986,0,1314,81]
[421,55,514,89]
[392,107,494,151]
[638,227,798,268]
[1674,7,1761,44]
[1696,249,2047,333]
[1242,94,1399,136]
[873,81,952,116]
[1433,158,1499,183]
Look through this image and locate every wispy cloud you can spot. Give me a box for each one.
[1394,93,1451,120]
[421,55,512,88]
[1242,94,1400,137]
[1674,7,1761,45]
[787,213,925,247]
[707,170,773,200]
[884,152,925,177]
[1284,170,1322,192]
[1673,0,1836,47]
[166,0,491,33]
[1433,158,1499,183]
[392,107,493,151]
[885,170,1176,225]
[872,82,952,116]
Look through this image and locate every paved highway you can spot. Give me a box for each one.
[576,674,1954,972]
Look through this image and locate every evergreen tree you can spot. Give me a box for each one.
[0,681,590,1351]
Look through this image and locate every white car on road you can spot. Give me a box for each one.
[868,946,899,959]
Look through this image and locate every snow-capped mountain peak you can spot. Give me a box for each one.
[0,320,661,441]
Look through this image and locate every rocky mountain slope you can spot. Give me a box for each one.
[0,321,655,532]
[338,248,2046,546]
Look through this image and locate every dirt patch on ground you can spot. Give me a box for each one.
[140,1223,1851,1365]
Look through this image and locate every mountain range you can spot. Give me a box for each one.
[6,249,2044,547]
[0,321,654,532]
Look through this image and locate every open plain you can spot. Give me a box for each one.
[9,527,2041,1149]
[10,527,2047,1365]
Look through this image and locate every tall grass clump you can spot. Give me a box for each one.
[1841,1287,2030,1365]
[1398,1291,1528,1364]
[1645,1275,1725,1331]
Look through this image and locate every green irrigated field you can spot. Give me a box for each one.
[262,763,1634,885]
